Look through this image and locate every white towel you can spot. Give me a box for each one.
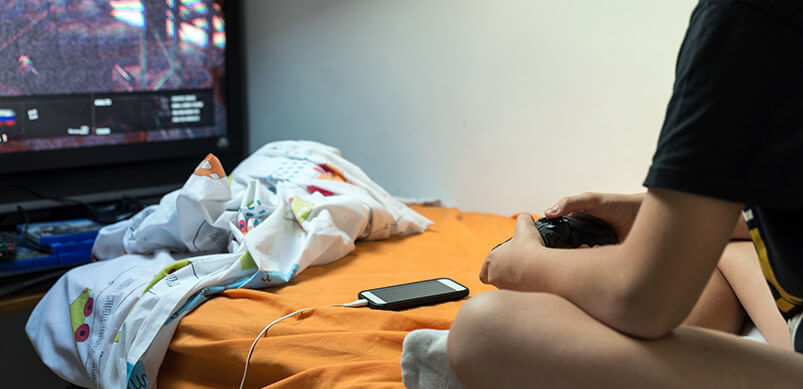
[401,329,464,389]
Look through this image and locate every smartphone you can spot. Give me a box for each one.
[358,278,469,310]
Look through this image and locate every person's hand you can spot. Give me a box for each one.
[544,192,643,242]
[480,214,545,291]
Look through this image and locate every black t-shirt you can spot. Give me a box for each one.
[643,0,803,323]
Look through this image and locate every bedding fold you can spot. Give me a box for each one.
[26,141,433,389]
[158,206,513,388]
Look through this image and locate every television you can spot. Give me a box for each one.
[0,0,247,223]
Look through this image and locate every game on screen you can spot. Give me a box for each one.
[0,0,228,154]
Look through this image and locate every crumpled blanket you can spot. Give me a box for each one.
[26,140,432,389]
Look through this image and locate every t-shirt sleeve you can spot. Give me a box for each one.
[644,0,803,210]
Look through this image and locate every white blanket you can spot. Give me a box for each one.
[26,140,432,389]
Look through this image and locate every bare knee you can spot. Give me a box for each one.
[447,290,567,388]
[447,291,501,376]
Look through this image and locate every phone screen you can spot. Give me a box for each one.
[370,279,458,303]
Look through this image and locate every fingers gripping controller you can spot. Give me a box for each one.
[493,215,618,250]
[535,215,617,248]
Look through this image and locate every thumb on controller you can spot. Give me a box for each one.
[514,213,540,241]
[544,192,601,218]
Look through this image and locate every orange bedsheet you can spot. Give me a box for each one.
[159,206,518,388]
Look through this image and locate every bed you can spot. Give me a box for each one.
[156,205,513,388]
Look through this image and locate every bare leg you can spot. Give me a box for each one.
[717,241,792,349]
[678,241,790,347]
[448,290,803,389]
[682,254,745,334]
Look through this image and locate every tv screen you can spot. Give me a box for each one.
[0,0,246,216]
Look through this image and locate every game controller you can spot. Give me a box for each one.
[493,215,618,250]
[535,215,617,248]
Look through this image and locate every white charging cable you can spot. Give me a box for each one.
[238,299,369,389]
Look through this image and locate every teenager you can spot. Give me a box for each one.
[448,1,803,387]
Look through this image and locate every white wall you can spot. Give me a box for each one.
[244,0,697,215]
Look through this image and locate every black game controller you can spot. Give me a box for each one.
[493,215,618,250]
[535,215,617,248]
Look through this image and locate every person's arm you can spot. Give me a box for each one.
[480,187,743,339]
[544,191,751,241]
[543,192,644,241]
